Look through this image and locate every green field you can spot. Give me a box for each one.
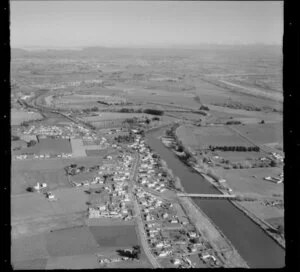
[89,225,139,247]
[176,125,250,149]
[11,109,43,125]
[14,138,72,156]
[232,123,283,145]
[215,167,283,198]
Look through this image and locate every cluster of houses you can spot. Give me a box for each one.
[33,182,47,191]
[129,135,169,193]
[138,155,167,193]
[264,172,284,184]
[86,153,135,221]
[73,176,104,187]
[271,152,284,163]
[71,153,133,188]
[15,154,28,160]
[15,152,72,160]
[98,256,132,264]
[88,196,132,221]
[134,187,217,267]
[22,123,97,140]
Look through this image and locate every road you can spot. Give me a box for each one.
[128,153,161,268]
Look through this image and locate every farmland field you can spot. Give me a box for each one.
[10,40,284,268]
[45,226,99,257]
[238,201,283,220]
[215,167,283,198]
[11,234,49,263]
[85,149,108,157]
[176,125,251,149]
[11,193,56,219]
[232,123,283,145]
[89,225,139,247]
[45,254,100,269]
[81,112,152,122]
[12,258,48,270]
[11,109,43,125]
[14,138,72,156]
[265,216,284,230]
[216,151,265,162]
[11,166,70,195]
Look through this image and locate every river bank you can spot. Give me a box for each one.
[230,200,285,249]
[179,197,249,268]
[146,126,285,267]
[147,131,249,267]
[168,124,285,249]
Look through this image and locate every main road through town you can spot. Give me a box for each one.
[128,153,161,268]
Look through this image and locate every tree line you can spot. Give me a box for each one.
[209,145,260,152]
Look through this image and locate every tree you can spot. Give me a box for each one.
[27,140,37,147]
[270,160,278,167]
[12,135,20,141]
[21,121,29,127]
[26,187,35,192]
[132,245,141,259]
[143,109,164,116]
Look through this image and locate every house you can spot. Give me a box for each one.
[158,250,171,257]
[155,242,164,248]
[172,259,181,265]
[170,219,179,224]
[47,192,55,199]
[34,182,41,190]
[188,231,197,238]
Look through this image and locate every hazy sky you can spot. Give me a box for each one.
[10,1,283,48]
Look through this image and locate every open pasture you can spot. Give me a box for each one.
[45,254,100,269]
[125,89,199,109]
[238,201,283,221]
[216,150,265,162]
[11,109,43,125]
[12,157,73,171]
[86,149,108,157]
[232,123,283,145]
[265,216,284,230]
[14,137,72,156]
[89,225,138,247]
[48,187,89,214]
[11,233,49,263]
[12,258,48,270]
[12,212,86,239]
[45,226,99,257]
[176,125,250,149]
[82,112,151,122]
[208,105,282,123]
[71,171,96,182]
[11,167,70,195]
[215,167,283,198]
[12,193,56,219]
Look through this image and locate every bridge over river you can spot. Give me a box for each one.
[177,193,237,199]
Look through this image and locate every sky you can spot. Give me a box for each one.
[10,1,283,48]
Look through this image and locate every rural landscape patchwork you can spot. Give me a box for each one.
[11,45,284,269]
[9,0,286,268]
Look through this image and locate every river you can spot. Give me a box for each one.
[146,126,285,268]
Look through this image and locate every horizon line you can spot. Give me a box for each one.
[13,43,282,51]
